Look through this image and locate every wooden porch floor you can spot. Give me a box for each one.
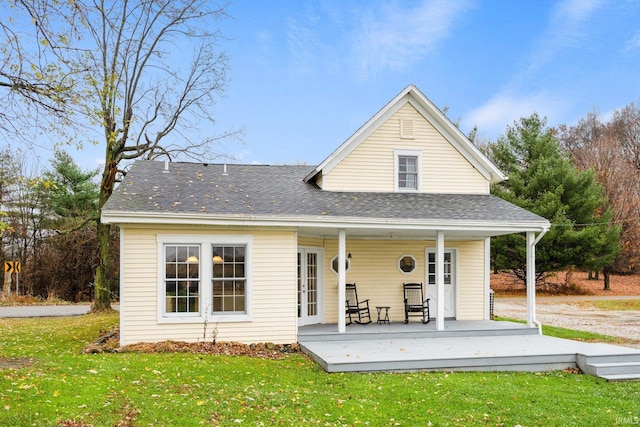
[298,320,640,380]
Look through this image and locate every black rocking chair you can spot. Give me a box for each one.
[403,282,430,324]
[345,283,371,325]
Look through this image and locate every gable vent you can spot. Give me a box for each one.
[400,118,415,139]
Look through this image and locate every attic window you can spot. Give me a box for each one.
[400,118,415,139]
[395,149,421,192]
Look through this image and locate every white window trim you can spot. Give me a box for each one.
[329,254,351,275]
[157,234,253,324]
[398,254,417,274]
[394,149,422,192]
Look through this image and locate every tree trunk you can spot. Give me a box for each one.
[92,159,117,311]
[92,220,112,310]
[603,269,611,291]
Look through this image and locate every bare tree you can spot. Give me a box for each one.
[560,109,640,288]
[18,0,236,309]
[0,2,76,140]
[613,102,640,170]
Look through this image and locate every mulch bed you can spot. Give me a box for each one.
[82,327,303,360]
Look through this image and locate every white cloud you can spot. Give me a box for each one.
[286,18,323,73]
[351,0,474,80]
[465,91,565,139]
[625,31,640,51]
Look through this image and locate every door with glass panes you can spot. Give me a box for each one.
[297,248,323,326]
[425,249,456,319]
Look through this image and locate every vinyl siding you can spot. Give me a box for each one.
[120,225,297,345]
[319,238,486,323]
[322,103,488,193]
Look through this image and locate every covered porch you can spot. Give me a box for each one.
[297,220,549,333]
[298,320,640,379]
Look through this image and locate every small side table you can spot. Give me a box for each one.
[376,306,390,325]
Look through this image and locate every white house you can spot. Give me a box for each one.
[102,85,550,346]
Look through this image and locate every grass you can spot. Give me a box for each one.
[0,295,77,307]
[0,314,639,426]
[581,299,640,311]
[494,315,640,346]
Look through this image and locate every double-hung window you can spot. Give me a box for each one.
[158,235,252,323]
[212,245,246,313]
[164,245,200,314]
[395,150,422,192]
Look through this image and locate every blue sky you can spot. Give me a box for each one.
[208,0,640,166]
[64,0,640,168]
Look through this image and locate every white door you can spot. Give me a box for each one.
[426,249,456,319]
[297,248,323,326]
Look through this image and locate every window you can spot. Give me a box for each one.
[395,150,421,192]
[158,235,252,323]
[398,156,417,190]
[398,255,416,274]
[427,251,452,285]
[212,245,246,313]
[330,255,351,274]
[164,245,200,314]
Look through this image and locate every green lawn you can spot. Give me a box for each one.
[1,313,639,426]
[584,299,640,311]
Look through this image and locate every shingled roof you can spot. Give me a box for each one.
[102,161,549,235]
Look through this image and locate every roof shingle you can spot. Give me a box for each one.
[102,161,548,227]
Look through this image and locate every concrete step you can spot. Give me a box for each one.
[576,353,640,381]
[599,373,640,382]
[586,362,640,376]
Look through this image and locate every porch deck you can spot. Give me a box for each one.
[298,321,640,380]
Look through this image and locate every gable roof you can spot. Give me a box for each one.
[102,161,549,238]
[304,84,507,185]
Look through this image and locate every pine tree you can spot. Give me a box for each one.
[489,114,620,286]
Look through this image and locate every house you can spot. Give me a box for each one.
[102,85,550,346]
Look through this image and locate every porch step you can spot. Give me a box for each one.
[598,373,640,382]
[298,325,538,343]
[300,342,577,373]
[576,353,640,381]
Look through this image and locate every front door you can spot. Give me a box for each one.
[426,249,456,319]
[297,248,323,326]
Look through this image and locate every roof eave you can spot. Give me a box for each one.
[101,210,550,233]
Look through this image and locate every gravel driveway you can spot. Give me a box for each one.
[495,297,640,348]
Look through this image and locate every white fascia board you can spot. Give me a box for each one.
[306,85,507,185]
[405,92,507,184]
[102,210,550,234]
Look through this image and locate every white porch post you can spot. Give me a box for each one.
[338,229,347,333]
[484,237,491,320]
[436,230,445,331]
[526,231,537,329]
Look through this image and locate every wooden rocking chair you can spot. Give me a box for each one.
[345,283,371,325]
[403,282,430,324]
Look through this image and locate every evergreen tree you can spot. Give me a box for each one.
[43,150,99,231]
[488,114,620,286]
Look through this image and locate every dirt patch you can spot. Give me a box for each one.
[0,356,32,370]
[492,271,640,296]
[495,300,640,348]
[121,340,303,359]
[83,327,303,360]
